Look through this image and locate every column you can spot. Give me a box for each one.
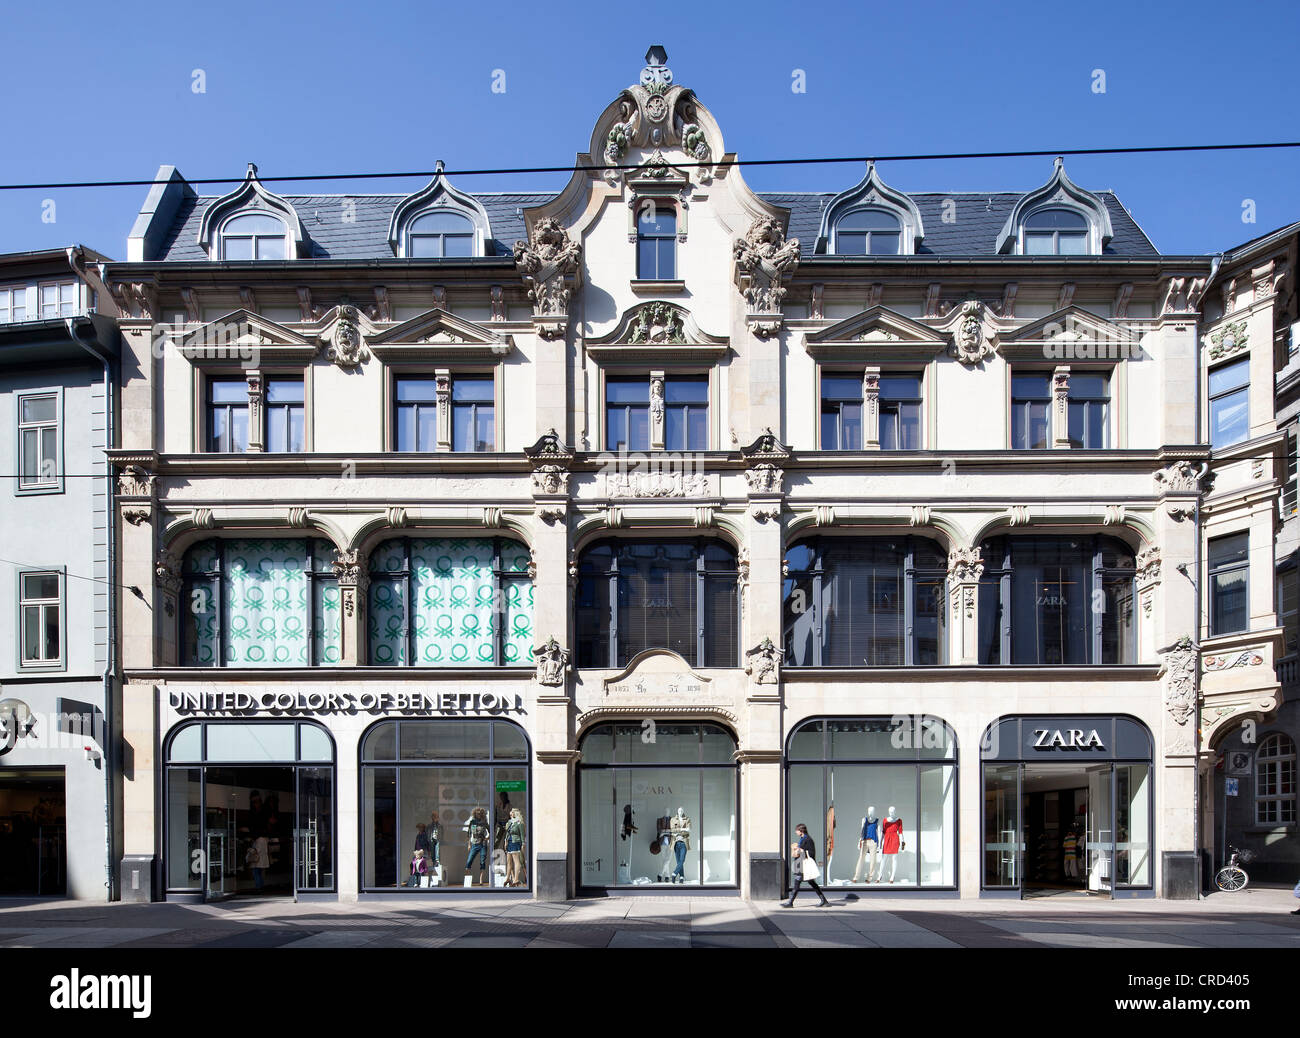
[332,548,367,667]
[1052,365,1071,448]
[435,370,452,451]
[947,547,983,665]
[862,367,881,451]
[246,370,264,453]
[649,370,666,451]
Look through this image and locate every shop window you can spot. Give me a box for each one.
[16,391,60,491]
[366,538,533,667]
[575,539,738,669]
[1209,358,1249,449]
[19,571,63,668]
[785,717,957,889]
[1011,373,1051,449]
[1255,733,1296,825]
[977,535,1135,665]
[181,538,341,666]
[1208,533,1249,636]
[578,722,736,888]
[783,537,946,667]
[165,721,335,894]
[361,720,530,890]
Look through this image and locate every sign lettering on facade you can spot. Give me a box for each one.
[1032,727,1106,751]
[168,689,524,716]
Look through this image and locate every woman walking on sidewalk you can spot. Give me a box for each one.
[782,823,829,907]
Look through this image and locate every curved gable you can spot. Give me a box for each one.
[195,163,308,258]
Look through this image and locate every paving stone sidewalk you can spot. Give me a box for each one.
[1,887,1297,948]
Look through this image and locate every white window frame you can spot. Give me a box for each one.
[0,283,30,324]
[18,569,64,670]
[37,280,78,319]
[1254,732,1297,826]
[15,388,63,494]
[832,207,904,256]
[405,209,478,259]
[218,212,292,261]
[1018,206,1093,256]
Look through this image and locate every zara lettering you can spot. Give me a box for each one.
[1033,728,1105,750]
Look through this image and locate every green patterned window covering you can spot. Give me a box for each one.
[182,538,342,667]
[367,537,535,667]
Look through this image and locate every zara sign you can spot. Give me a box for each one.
[982,716,1154,762]
[1033,727,1105,751]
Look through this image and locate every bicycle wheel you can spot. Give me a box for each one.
[1215,866,1248,891]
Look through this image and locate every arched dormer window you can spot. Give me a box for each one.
[220,212,290,260]
[1022,208,1089,255]
[818,162,924,255]
[997,158,1113,255]
[388,160,492,258]
[197,163,308,260]
[834,209,901,256]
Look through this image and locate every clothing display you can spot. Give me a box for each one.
[881,818,903,855]
[669,812,691,882]
[465,809,490,880]
[505,817,525,853]
[852,814,881,883]
[621,805,637,841]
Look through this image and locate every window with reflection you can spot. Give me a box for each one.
[182,538,341,666]
[821,374,863,450]
[1067,373,1110,448]
[835,209,901,255]
[1209,358,1249,449]
[1208,533,1248,636]
[1011,373,1051,449]
[783,537,946,667]
[879,374,922,449]
[977,535,1135,665]
[1023,209,1089,255]
[220,213,289,260]
[1255,733,1297,825]
[361,720,529,891]
[408,211,475,258]
[636,204,676,279]
[576,539,738,669]
[786,717,957,889]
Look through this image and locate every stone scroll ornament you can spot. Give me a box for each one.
[513,218,582,340]
[733,217,801,334]
[1159,636,1198,754]
[535,637,570,687]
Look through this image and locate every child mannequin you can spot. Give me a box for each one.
[408,848,429,887]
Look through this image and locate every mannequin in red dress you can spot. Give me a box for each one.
[881,804,905,884]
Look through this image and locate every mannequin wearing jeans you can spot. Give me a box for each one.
[464,807,490,884]
[670,807,691,883]
[852,807,881,883]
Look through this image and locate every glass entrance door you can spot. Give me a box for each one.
[983,764,1022,889]
[1086,765,1114,895]
[203,767,295,899]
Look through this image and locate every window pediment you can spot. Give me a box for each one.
[803,305,946,360]
[178,309,315,362]
[817,162,925,255]
[587,302,728,362]
[367,307,513,361]
[999,305,1138,360]
[996,158,1113,255]
[197,164,308,259]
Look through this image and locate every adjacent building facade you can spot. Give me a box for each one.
[0,247,120,899]
[89,48,1294,903]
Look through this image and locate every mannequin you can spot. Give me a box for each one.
[825,803,836,878]
[880,805,904,883]
[464,807,490,885]
[669,807,692,883]
[504,808,527,887]
[654,813,673,880]
[621,804,638,841]
[852,806,881,883]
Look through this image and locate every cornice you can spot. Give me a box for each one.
[781,665,1162,682]
[128,667,535,683]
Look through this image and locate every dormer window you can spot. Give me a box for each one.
[1023,209,1089,256]
[220,213,289,260]
[408,211,475,258]
[834,209,901,256]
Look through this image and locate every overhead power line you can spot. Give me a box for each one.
[0,141,1297,192]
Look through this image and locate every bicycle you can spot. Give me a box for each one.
[1214,846,1256,892]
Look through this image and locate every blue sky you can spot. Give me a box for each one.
[2,0,1296,258]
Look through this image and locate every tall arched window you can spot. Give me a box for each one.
[1022,209,1089,255]
[219,213,289,260]
[834,210,901,255]
[408,211,475,258]
[783,537,947,666]
[1255,733,1297,825]
[182,538,341,666]
[977,535,1135,665]
[576,539,738,668]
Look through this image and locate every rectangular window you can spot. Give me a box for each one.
[0,284,28,323]
[19,571,62,667]
[1208,533,1249,636]
[821,375,863,450]
[1278,567,1297,659]
[207,378,249,453]
[17,392,59,490]
[606,378,651,452]
[879,374,922,450]
[451,376,494,452]
[1209,358,1250,449]
[38,281,77,318]
[395,378,438,452]
[664,377,708,451]
[1283,428,1298,519]
[1011,374,1050,449]
[1067,372,1109,448]
[636,205,676,280]
[265,379,305,453]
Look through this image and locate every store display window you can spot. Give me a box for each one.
[785,716,957,889]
